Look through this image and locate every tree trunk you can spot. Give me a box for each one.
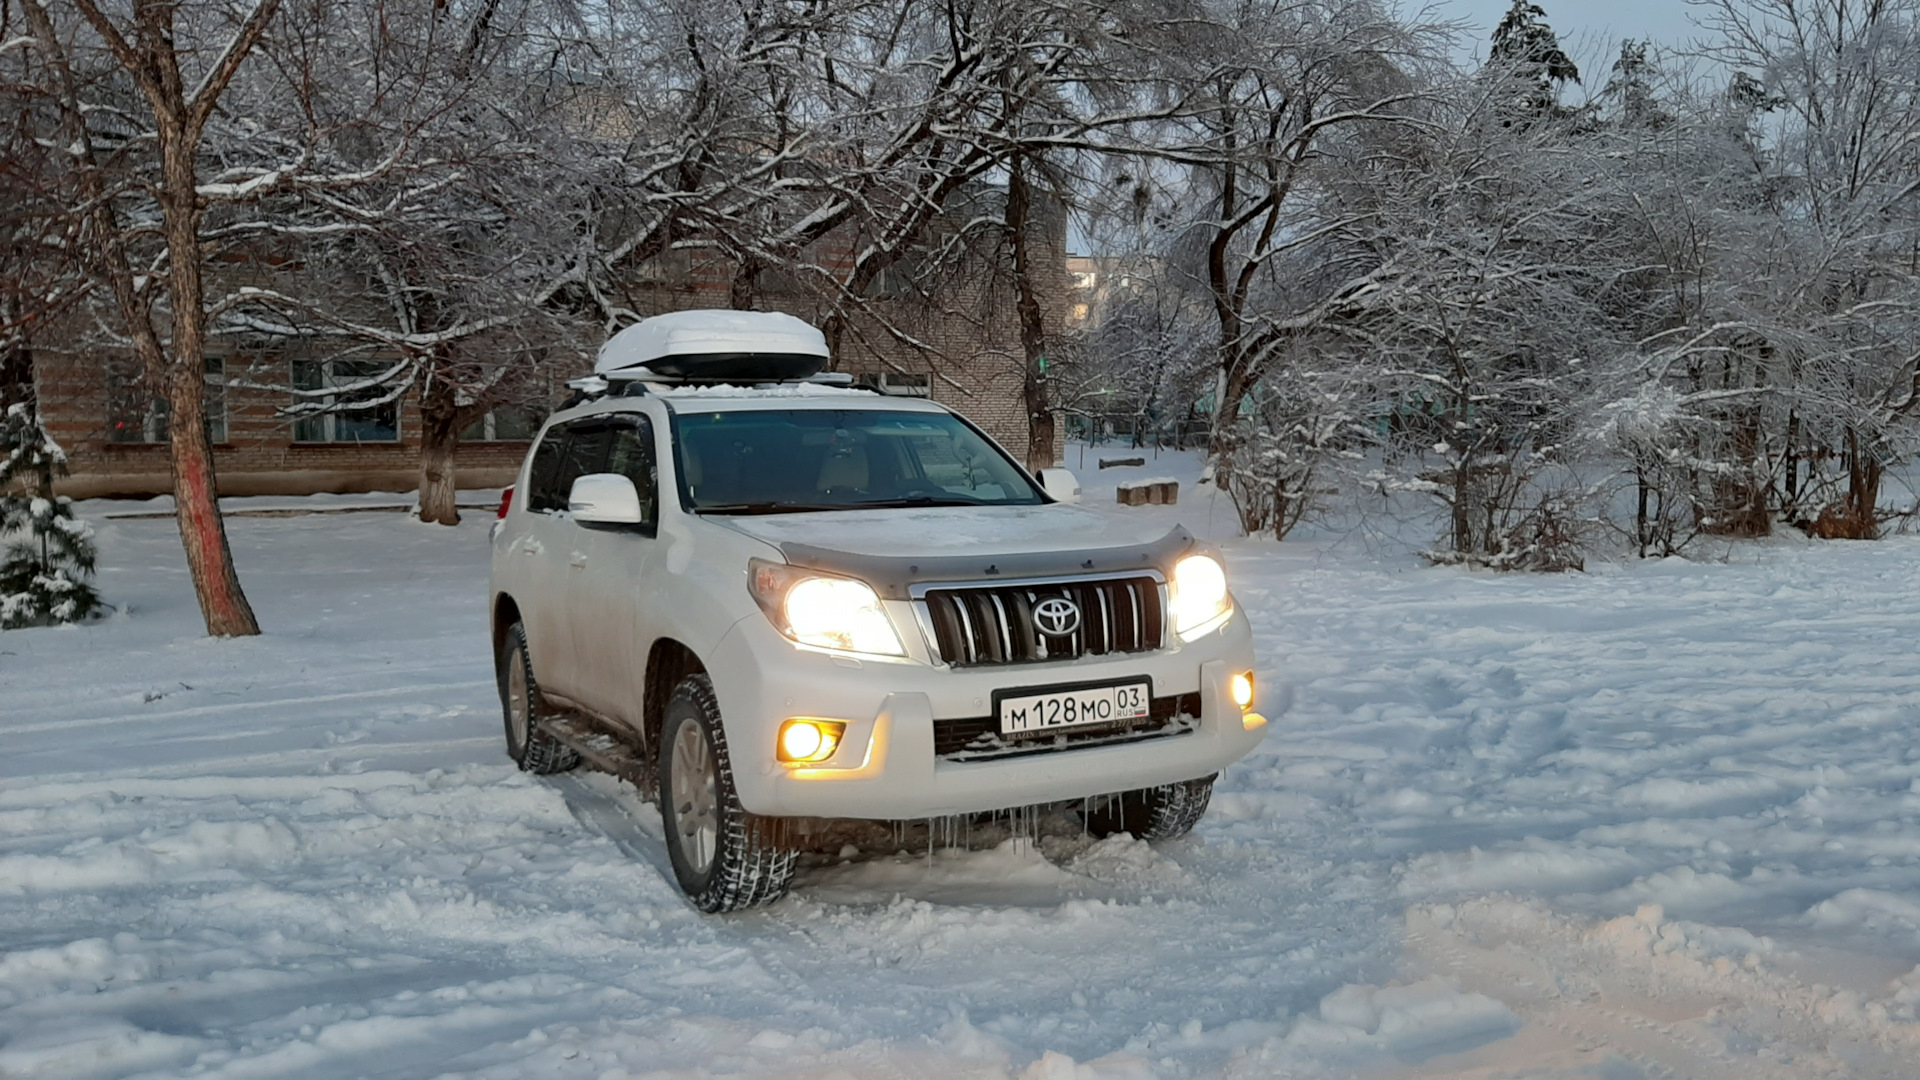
[159,81,259,636]
[419,421,462,526]
[1700,403,1771,537]
[1782,409,1801,519]
[1847,431,1881,534]
[416,374,472,526]
[167,369,257,635]
[1635,463,1650,558]
[729,257,760,311]
[0,328,31,408]
[1005,164,1056,472]
[1452,457,1473,555]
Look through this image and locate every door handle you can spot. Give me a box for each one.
[569,553,588,569]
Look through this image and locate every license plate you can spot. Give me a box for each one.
[997,680,1151,738]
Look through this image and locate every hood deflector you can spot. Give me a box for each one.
[776,526,1197,600]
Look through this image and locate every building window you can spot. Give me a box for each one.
[292,359,400,443]
[854,371,931,397]
[106,358,227,444]
[461,404,542,442]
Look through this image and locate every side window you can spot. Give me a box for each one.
[606,417,658,528]
[526,426,569,513]
[552,423,612,512]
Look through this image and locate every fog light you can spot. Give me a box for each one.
[777,719,845,763]
[1230,671,1255,710]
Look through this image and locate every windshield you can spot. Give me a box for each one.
[672,408,1045,513]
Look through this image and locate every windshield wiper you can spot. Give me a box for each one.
[696,502,849,515]
[846,495,985,509]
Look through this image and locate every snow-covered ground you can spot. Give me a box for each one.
[5,453,1920,1079]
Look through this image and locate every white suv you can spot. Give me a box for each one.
[489,311,1264,911]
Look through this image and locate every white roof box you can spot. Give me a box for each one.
[596,310,830,382]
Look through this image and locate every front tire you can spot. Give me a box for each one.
[497,622,579,775]
[1084,775,1216,840]
[659,674,796,912]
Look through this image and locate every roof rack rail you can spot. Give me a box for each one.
[561,359,855,408]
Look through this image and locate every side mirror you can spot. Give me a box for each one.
[568,473,644,525]
[1036,467,1081,504]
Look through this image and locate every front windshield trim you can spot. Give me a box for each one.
[661,399,1048,515]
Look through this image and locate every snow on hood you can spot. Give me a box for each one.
[714,503,1169,559]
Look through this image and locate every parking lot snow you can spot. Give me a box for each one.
[4,464,1919,1077]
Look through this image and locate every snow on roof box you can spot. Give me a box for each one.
[595,310,830,382]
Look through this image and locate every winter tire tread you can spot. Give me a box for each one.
[1085,774,1216,840]
[660,673,796,912]
[498,622,580,775]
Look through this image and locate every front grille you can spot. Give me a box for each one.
[921,575,1164,667]
[934,691,1201,762]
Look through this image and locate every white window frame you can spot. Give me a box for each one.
[858,371,931,398]
[292,358,402,444]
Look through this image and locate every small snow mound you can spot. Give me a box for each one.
[1600,865,1749,912]
[1020,1049,1160,1080]
[0,935,153,1007]
[1398,841,1640,896]
[1064,834,1190,888]
[1807,888,1920,941]
[1286,976,1520,1060]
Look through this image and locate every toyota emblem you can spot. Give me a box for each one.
[1032,597,1082,636]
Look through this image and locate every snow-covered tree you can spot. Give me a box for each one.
[1598,40,1669,130]
[1487,0,1580,119]
[0,403,100,628]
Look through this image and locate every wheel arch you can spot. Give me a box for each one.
[644,638,707,761]
[492,593,522,664]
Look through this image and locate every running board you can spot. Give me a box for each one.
[539,715,654,794]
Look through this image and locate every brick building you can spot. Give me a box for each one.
[34,190,1068,499]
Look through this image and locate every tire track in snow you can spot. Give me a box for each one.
[7,681,486,735]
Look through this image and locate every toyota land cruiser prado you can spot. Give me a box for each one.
[489,310,1264,911]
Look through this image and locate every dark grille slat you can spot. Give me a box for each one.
[933,691,1202,761]
[928,593,964,664]
[921,575,1164,667]
[1008,590,1039,660]
[964,591,996,663]
[1105,584,1121,653]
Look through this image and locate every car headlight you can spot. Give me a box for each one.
[749,559,906,656]
[1170,553,1231,638]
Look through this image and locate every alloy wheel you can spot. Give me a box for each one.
[670,720,719,874]
[506,646,530,753]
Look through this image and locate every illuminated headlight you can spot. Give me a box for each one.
[1171,554,1232,638]
[750,559,905,656]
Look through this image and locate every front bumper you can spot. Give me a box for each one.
[708,606,1264,819]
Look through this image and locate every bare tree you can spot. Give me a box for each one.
[14,0,281,635]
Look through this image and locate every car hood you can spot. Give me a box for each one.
[711,505,1194,598]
